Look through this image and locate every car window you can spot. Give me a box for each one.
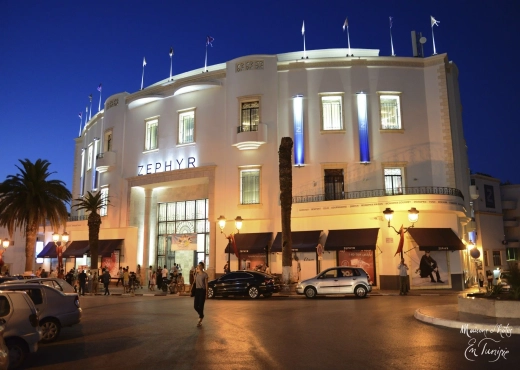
[41,281,56,289]
[235,272,253,279]
[321,269,338,279]
[220,273,239,281]
[12,289,43,305]
[0,296,10,317]
[339,268,358,277]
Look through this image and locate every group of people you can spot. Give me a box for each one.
[147,264,186,293]
[115,265,143,293]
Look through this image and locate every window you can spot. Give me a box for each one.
[321,95,343,130]
[0,296,10,317]
[322,269,338,279]
[240,169,260,205]
[379,94,402,130]
[324,169,344,201]
[506,248,518,261]
[104,129,113,152]
[100,187,109,217]
[87,144,93,170]
[492,251,502,266]
[179,110,195,144]
[145,118,158,151]
[384,168,403,195]
[483,250,489,266]
[240,101,259,132]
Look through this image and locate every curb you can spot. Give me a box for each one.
[414,305,520,335]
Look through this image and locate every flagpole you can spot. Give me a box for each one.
[389,17,396,56]
[204,44,208,72]
[169,46,174,81]
[302,20,306,59]
[98,84,102,112]
[78,114,82,137]
[431,16,439,55]
[141,57,146,90]
[347,25,351,56]
[89,95,92,120]
[85,106,89,124]
[431,25,437,55]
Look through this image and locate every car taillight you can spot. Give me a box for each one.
[74,296,80,308]
[29,313,38,327]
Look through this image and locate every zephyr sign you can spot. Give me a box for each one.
[138,157,196,176]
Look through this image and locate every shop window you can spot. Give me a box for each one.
[239,101,259,132]
[240,169,260,205]
[379,93,402,130]
[384,168,404,195]
[324,169,344,200]
[145,118,158,151]
[506,248,519,261]
[320,95,343,131]
[492,251,501,266]
[179,110,195,144]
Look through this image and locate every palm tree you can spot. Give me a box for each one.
[73,191,108,270]
[279,137,293,286]
[0,159,71,272]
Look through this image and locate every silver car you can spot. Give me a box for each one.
[0,290,42,368]
[0,284,81,343]
[296,266,372,298]
[4,278,75,293]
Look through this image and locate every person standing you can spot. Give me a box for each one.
[123,268,130,293]
[136,264,143,288]
[147,266,153,290]
[192,262,209,327]
[78,269,87,296]
[116,267,123,287]
[150,272,156,291]
[102,268,111,295]
[92,271,99,294]
[398,258,409,295]
[177,273,185,293]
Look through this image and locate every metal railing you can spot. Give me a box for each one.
[293,186,464,204]
[237,124,259,133]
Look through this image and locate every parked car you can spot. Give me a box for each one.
[296,266,372,298]
[4,278,75,294]
[207,271,280,299]
[0,277,23,285]
[0,290,42,369]
[0,284,81,343]
[0,323,8,370]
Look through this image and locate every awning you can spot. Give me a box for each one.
[408,228,465,251]
[325,228,380,251]
[62,240,90,258]
[96,239,123,257]
[37,242,58,258]
[271,230,322,252]
[225,232,272,254]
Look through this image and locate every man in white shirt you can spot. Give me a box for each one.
[147,265,153,290]
[397,258,409,295]
[162,265,168,279]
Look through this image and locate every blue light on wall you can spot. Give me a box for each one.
[356,92,370,163]
[293,95,304,165]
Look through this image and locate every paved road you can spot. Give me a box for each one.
[23,295,520,370]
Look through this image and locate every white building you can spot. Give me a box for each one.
[31,48,477,290]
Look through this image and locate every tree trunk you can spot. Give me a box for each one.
[24,221,38,272]
[88,213,102,270]
[279,137,293,285]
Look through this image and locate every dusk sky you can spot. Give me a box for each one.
[1,0,519,191]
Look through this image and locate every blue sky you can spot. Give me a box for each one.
[1,0,519,189]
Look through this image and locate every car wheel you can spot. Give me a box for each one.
[207,287,215,299]
[40,318,61,343]
[263,293,273,298]
[304,287,317,299]
[248,286,260,299]
[354,285,368,298]
[6,338,28,369]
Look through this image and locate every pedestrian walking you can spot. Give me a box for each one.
[398,258,409,295]
[192,262,209,327]
[116,267,123,287]
[102,269,111,295]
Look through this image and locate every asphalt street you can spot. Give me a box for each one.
[22,294,520,370]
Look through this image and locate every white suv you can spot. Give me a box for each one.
[0,290,42,368]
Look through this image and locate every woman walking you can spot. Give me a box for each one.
[192,262,208,327]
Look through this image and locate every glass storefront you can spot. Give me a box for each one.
[157,199,209,274]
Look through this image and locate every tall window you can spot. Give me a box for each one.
[483,250,488,266]
[87,144,93,170]
[384,168,403,195]
[324,169,344,200]
[104,129,113,152]
[492,251,502,266]
[506,248,519,261]
[145,119,158,151]
[240,169,260,204]
[100,187,109,217]
[80,149,85,196]
[179,111,195,144]
[380,94,402,130]
[321,95,343,130]
[240,101,259,132]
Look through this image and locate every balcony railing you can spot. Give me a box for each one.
[293,186,464,204]
[237,124,259,133]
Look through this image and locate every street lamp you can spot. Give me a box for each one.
[0,238,10,274]
[383,207,419,258]
[217,215,243,272]
[52,232,69,274]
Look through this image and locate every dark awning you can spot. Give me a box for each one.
[62,240,90,258]
[225,233,272,254]
[408,228,465,251]
[95,239,123,257]
[271,230,322,252]
[325,228,380,251]
[37,242,58,258]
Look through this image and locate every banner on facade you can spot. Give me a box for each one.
[170,234,197,251]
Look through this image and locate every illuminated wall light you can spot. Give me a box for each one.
[292,95,304,165]
[356,92,370,163]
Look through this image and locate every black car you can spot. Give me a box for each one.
[208,271,280,299]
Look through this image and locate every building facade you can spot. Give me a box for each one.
[32,48,476,290]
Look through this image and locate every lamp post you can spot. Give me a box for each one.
[0,238,10,273]
[52,232,69,275]
[383,207,420,258]
[217,215,243,272]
